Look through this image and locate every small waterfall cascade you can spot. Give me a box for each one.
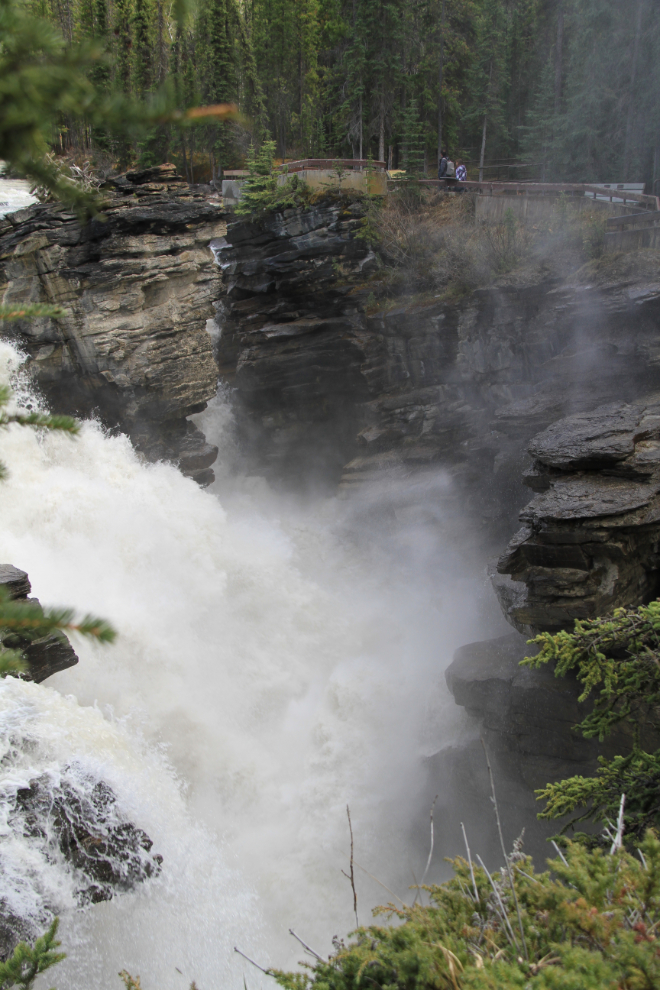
[0,341,494,988]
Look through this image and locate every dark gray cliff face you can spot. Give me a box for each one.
[0,166,225,485]
[214,200,378,486]
[214,205,660,535]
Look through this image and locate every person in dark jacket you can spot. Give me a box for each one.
[438,150,448,178]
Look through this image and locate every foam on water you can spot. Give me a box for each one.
[0,342,496,988]
[0,174,37,217]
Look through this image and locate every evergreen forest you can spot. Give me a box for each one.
[28,0,660,187]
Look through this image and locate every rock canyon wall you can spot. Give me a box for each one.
[4,186,660,854]
[0,165,225,485]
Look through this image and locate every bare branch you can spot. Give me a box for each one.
[353,859,406,907]
[342,805,359,927]
[476,854,519,952]
[234,948,270,976]
[551,840,569,867]
[609,794,626,855]
[420,795,439,888]
[481,738,528,962]
[289,930,324,962]
[460,822,479,904]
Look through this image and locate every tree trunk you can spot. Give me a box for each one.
[157,0,166,83]
[554,0,563,113]
[378,92,385,162]
[478,61,493,182]
[437,0,445,166]
[623,0,644,180]
[359,94,363,161]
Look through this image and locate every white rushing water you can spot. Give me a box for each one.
[0,342,501,989]
[0,174,36,217]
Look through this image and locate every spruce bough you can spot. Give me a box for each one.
[524,601,660,844]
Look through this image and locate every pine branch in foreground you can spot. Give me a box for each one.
[0,587,117,649]
[0,305,66,321]
[269,831,660,990]
[0,918,64,990]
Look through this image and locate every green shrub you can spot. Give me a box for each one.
[271,831,660,990]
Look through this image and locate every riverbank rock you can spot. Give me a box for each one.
[0,165,225,485]
[0,565,78,682]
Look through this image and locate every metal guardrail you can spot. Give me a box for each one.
[415,178,660,212]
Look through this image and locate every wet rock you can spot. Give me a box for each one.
[0,564,78,682]
[0,166,225,484]
[13,775,162,905]
[0,769,162,959]
[440,631,660,863]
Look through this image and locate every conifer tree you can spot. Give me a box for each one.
[133,0,154,96]
[401,98,425,175]
[205,0,238,169]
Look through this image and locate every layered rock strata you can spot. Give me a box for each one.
[495,399,660,633]
[0,164,225,485]
[0,564,78,682]
[215,204,660,535]
[214,198,378,484]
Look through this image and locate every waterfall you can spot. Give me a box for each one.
[0,341,496,988]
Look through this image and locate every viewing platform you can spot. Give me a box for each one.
[221,165,660,250]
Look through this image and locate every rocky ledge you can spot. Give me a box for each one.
[495,398,660,633]
[0,164,225,485]
[0,564,78,682]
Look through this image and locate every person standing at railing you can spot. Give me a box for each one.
[438,150,448,178]
[456,159,467,181]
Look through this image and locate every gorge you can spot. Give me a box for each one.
[2,174,660,986]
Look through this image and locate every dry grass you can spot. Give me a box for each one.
[368,187,611,304]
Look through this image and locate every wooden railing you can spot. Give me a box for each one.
[606,211,660,229]
[278,158,387,173]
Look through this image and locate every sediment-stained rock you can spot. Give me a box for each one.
[0,165,225,484]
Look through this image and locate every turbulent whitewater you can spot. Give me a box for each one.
[0,342,495,988]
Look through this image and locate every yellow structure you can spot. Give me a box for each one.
[276,169,387,196]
